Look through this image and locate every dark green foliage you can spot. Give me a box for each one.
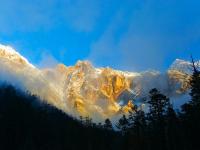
[147,88,170,121]
[180,58,200,149]
[0,84,120,150]
[146,88,170,150]
[127,109,147,150]
[104,118,113,130]
[165,104,181,150]
[116,115,129,134]
[189,58,200,108]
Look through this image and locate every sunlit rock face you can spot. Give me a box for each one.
[42,61,136,121]
[0,44,196,122]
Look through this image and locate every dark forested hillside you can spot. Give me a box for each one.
[0,84,120,150]
[0,60,200,150]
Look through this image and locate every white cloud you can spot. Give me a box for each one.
[38,51,59,69]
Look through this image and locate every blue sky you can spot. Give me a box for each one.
[0,0,200,71]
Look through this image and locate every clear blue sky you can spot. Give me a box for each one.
[0,0,200,71]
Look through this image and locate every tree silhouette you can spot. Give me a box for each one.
[147,88,170,150]
[116,115,129,134]
[104,118,113,130]
[147,88,170,120]
[129,109,147,150]
[180,57,200,149]
[165,104,181,150]
[190,56,200,107]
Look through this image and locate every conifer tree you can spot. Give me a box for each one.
[190,57,200,107]
[165,104,180,150]
[104,118,113,130]
[116,115,129,134]
[181,57,200,149]
[147,88,170,121]
[147,88,170,150]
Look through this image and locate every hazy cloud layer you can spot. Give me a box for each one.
[89,0,200,71]
[38,51,59,69]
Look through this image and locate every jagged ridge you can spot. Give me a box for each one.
[0,44,195,122]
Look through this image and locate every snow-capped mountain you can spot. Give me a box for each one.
[0,44,195,122]
[170,59,193,74]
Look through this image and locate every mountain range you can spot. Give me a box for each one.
[0,44,195,122]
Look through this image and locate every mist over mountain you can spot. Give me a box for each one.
[0,44,195,122]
